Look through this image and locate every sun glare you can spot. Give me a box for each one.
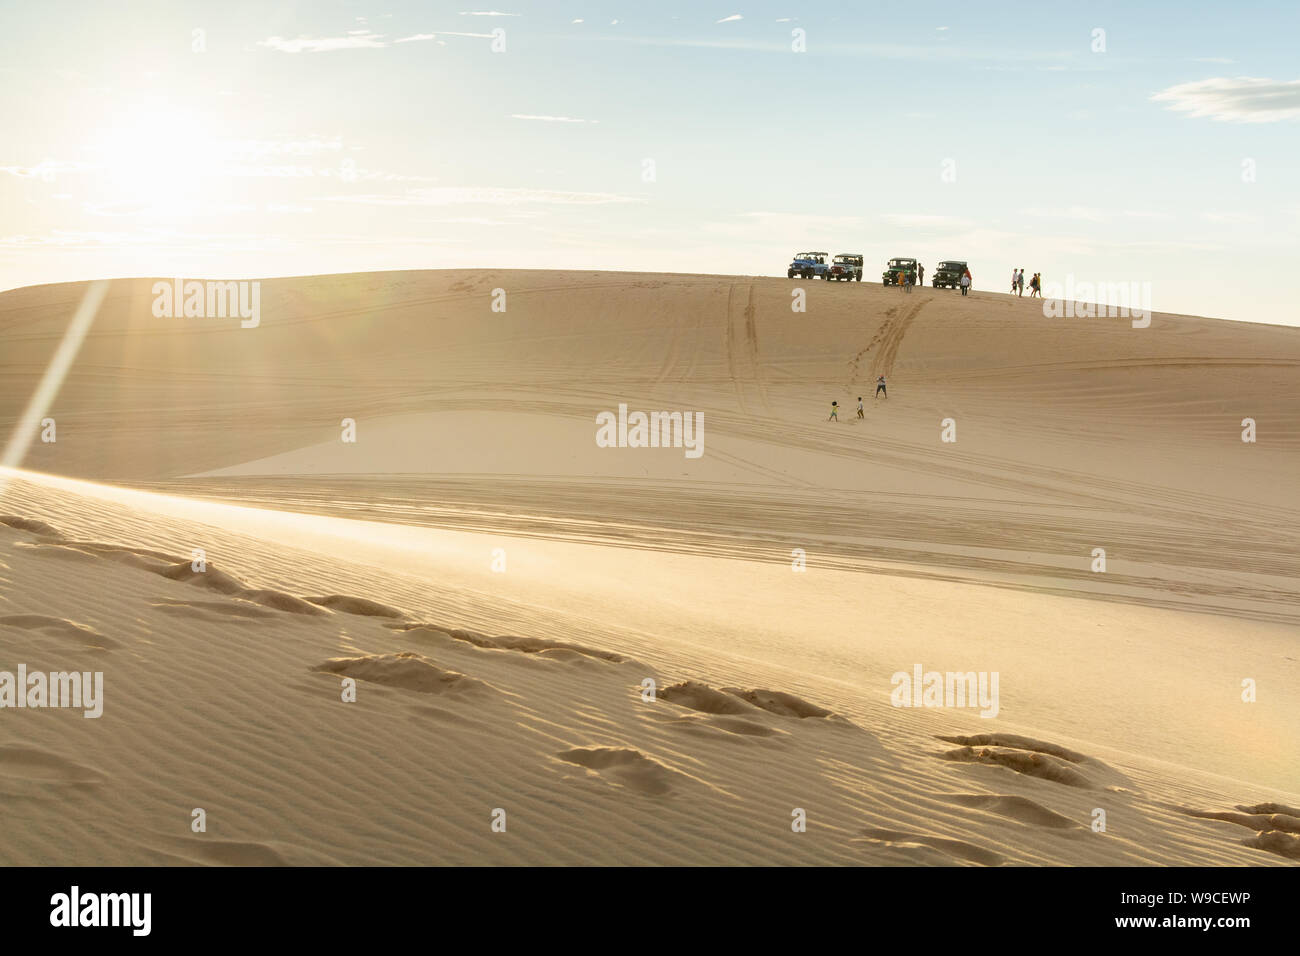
[85,103,224,217]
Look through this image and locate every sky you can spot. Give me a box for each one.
[2,0,1298,325]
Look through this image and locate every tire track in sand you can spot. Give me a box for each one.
[724,281,769,414]
[867,298,927,383]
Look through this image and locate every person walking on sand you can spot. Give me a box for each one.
[1017,269,1025,297]
[828,400,839,421]
[1011,268,1019,294]
[875,376,887,400]
[1028,272,1041,298]
[918,263,925,287]
[904,270,913,293]
[960,269,971,296]
[857,396,864,419]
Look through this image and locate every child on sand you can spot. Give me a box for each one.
[829,400,839,421]
[857,397,864,419]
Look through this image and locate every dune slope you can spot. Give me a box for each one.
[1,270,1297,865]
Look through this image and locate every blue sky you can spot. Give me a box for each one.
[2,0,1298,324]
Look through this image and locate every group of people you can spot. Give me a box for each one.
[828,377,888,421]
[1010,268,1042,298]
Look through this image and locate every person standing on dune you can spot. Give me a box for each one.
[960,269,971,296]
[918,263,925,287]
[1018,269,1025,297]
[1011,268,1019,294]
[857,396,864,419]
[875,376,887,400]
[829,400,839,421]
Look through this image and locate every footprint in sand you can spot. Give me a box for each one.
[1178,802,1300,861]
[659,680,838,720]
[150,599,281,621]
[0,744,103,798]
[937,733,1099,789]
[854,827,1004,866]
[305,594,406,618]
[941,793,1083,830]
[312,652,491,698]
[392,622,631,664]
[0,614,119,650]
[554,747,689,797]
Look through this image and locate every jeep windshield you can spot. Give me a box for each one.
[939,262,964,270]
[888,259,914,267]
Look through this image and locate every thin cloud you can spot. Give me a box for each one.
[879,213,973,229]
[1151,76,1300,122]
[458,10,519,15]
[259,30,491,52]
[317,187,646,206]
[510,114,597,124]
[258,32,386,53]
[1019,206,1170,223]
[716,14,743,23]
[0,160,93,179]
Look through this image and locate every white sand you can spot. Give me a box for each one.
[1,270,1297,865]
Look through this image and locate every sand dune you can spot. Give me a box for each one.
[1,270,1297,865]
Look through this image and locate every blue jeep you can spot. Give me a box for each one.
[788,251,830,280]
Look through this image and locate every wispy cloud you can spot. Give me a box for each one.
[1151,76,1300,122]
[458,10,519,15]
[1019,206,1171,223]
[258,30,490,53]
[258,32,386,53]
[510,114,597,124]
[0,160,93,179]
[716,14,743,23]
[317,187,646,206]
[879,213,973,230]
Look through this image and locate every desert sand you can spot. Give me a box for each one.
[1,269,1297,865]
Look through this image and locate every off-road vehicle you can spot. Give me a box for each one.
[788,252,830,280]
[827,254,863,282]
[882,257,917,286]
[931,260,968,289]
